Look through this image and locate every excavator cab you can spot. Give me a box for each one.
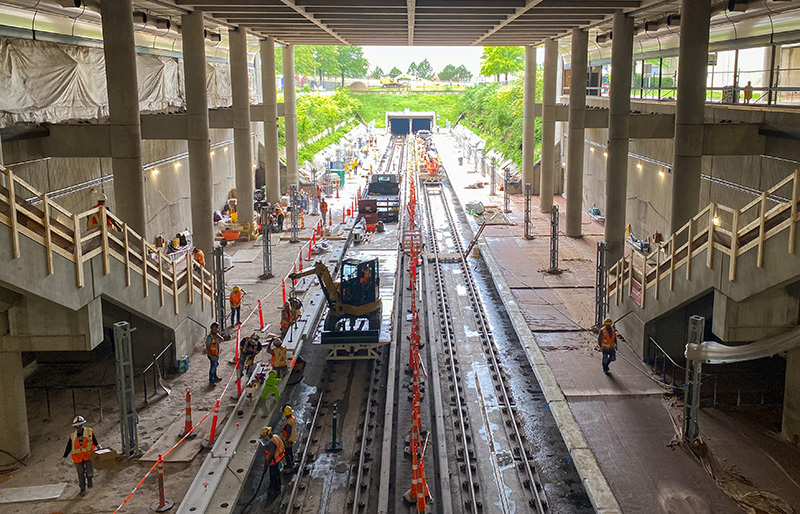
[340,258,379,307]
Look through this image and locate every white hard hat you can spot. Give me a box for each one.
[72,415,86,428]
[96,192,108,203]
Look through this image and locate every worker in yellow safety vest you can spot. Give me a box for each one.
[267,337,288,377]
[281,405,299,473]
[599,318,617,375]
[229,286,245,326]
[63,415,100,497]
[260,426,285,491]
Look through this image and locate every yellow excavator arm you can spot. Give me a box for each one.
[288,261,341,307]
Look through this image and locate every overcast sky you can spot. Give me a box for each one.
[362,46,485,76]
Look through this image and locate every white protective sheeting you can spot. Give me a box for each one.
[0,37,259,128]
[685,325,800,364]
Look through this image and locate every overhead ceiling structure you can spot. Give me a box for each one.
[173,0,663,46]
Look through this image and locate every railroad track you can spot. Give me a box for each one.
[419,166,549,513]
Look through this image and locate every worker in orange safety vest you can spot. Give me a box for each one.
[281,405,299,473]
[193,247,205,269]
[63,415,100,497]
[229,286,245,326]
[599,318,617,375]
[267,337,288,377]
[86,194,121,232]
[260,426,285,491]
[205,322,223,384]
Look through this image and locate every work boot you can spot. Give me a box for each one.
[214,377,223,382]
[79,490,87,497]
[87,478,93,489]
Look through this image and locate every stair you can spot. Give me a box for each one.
[608,169,800,350]
[0,165,213,353]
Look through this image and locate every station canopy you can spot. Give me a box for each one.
[174,0,664,46]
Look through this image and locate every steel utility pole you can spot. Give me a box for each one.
[524,183,534,240]
[548,205,559,273]
[683,315,705,444]
[114,321,140,458]
[260,206,274,279]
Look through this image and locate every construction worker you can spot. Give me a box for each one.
[281,405,298,473]
[239,332,263,378]
[319,197,328,225]
[86,193,121,232]
[63,415,100,497]
[229,286,245,326]
[193,247,205,270]
[267,337,288,377]
[260,426,285,492]
[205,322,223,384]
[599,318,618,375]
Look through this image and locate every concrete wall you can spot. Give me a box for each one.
[562,97,800,240]
[1,125,262,242]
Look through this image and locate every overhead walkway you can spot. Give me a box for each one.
[0,165,213,355]
[608,169,800,352]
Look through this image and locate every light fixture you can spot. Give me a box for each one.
[152,168,159,175]
[590,147,595,153]
[713,215,720,226]
[174,162,181,169]
[210,150,215,157]
[224,147,229,152]
[603,152,608,158]
[659,169,665,177]
[637,163,643,169]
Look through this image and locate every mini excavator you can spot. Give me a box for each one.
[288,257,381,343]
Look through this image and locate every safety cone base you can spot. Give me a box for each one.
[325,441,343,452]
[151,499,174,512]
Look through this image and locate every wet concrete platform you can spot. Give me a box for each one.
[435,133,800,513]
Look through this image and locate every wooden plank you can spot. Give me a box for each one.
[669,233,675,291]
[100,208,110,275]
[142,241,149,298]
[40,194,54,275]
[757,192,767,268]
[0,483,67,503]
[72,214,84,287]
[790,169,799,254]
[729,209,739,282]
[707,203,716,269]
[172,262,179,314]
[159,256,165,306]
[123,224,131,286]
[7,168,20,259]
[655,245,661,300]
[686,222,694,281]
[186,254,194,304]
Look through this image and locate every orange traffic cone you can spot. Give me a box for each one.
[301,212,305,229]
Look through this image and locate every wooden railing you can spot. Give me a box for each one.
[0,165,213,315]
[608,169,800,310]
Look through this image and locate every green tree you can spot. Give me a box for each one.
[416,58,434,80]
[369,66,385,79]
[407,62,418,76]
[331,46,369,87]
[389,66,402,77]
[439,64,458,81]
[480,46,524,82]
[455,64,473,81]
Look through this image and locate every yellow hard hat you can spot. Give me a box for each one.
[232,286,240,292]
[283,405,293,416]
[604,318,613,326]
[261,426,272,437]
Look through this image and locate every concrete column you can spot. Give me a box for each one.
[283,44,299,189]
[0,352,29,468]
[100,0,146,235]
[181,11,213,262]
[522,45,537,192]
[671,0,711,234]
[566,28,588,238]
[540,39,558,213]
[230,28,254,228]
[784,347,800,444]
[261,38,281,204]
[604,13,635,264]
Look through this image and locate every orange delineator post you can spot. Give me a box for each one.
[282,279,286,304]
[298,251,303,272]
[183,387,192,435]
[258,300,264,330]
[208,399,220,445]
[301,212,305,229]
[235,325,240,363]
[308,238,313,260]
[336,185,339,198]
[342,209,345,223]
[155,455,168,509]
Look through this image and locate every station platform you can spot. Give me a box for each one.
[435,133,800,513]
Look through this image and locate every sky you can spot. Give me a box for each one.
[361,46,485,77]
